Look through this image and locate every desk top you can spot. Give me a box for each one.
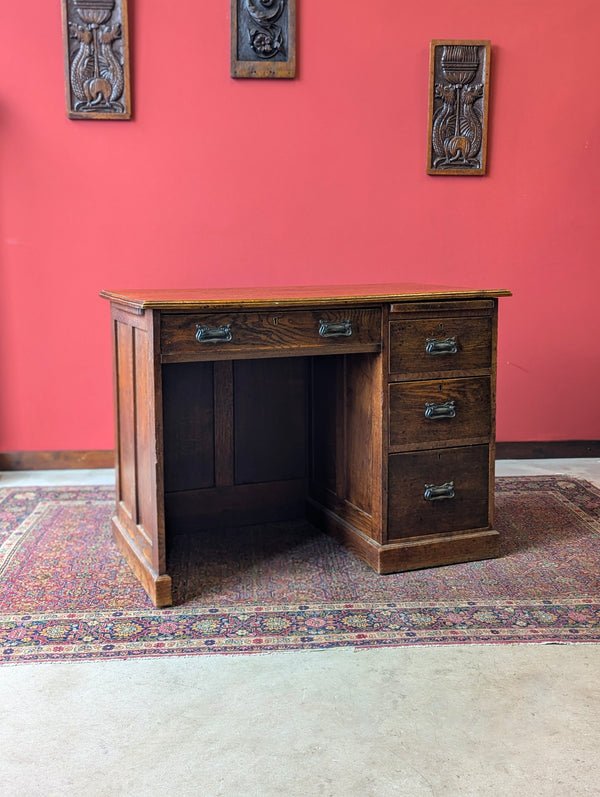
[100,283,511,312]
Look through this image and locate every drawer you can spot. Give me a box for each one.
[387,445,489,540]
[389,315,492,377]
[161,308,382,360]
[389,377,491,450]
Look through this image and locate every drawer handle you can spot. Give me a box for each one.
[195,324,233,343]
[424,401,456,420]
[425,336,458,355]
[319,319,353,338]
[424,481,455,501]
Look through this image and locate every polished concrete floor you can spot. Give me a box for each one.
[0,461,599,797]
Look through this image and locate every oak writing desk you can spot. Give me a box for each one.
[100,284,511,607]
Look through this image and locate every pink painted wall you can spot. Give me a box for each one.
[1,1,599,451]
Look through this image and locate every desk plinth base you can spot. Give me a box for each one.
[111,517,172,608]
[307,501,500,574]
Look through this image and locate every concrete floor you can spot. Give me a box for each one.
[0,461,599,797]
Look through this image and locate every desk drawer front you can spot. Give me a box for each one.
[161,308,381,358]
[389,316,492,376]
[389,377,491,449]
[387,445,490,540]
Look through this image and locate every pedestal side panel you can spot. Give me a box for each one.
[114,318,162,572]
[344,354,382,521]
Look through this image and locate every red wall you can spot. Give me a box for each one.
[1,1,599,451]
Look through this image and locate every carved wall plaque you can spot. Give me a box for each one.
[62,0,131,120]
[231,0,296,79]
[427,40,491,175]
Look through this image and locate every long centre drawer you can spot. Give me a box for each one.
[160,308,382,361]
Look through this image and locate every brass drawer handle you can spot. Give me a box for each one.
[424,481,455,501]
[425,336,458,355]
[195,324,233,343]
[424,400,456,420]
[319,319,353,338]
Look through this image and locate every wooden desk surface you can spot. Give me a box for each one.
[100,283,511,311]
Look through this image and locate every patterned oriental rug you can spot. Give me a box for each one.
[1,476,599,664]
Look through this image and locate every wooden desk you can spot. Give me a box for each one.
[100,284,511,607]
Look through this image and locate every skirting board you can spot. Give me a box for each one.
[0,450,114,470]
[495,441,600,459]
[0,441,599,470]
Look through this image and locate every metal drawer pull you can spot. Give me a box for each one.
[424,481,455,501]
[425,336,458,355]
[195,324,233,343]
[425,400,456,420]
[319,319,353,338]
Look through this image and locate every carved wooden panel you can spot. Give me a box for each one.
[61,0,131,120]
[427,40,491,176]
[231,0,296,79]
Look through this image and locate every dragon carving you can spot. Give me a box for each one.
[67,1,126,114]
[431,45,486,170]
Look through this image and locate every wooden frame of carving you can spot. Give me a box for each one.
[61,0,132,120]
[427,40,491,176]
[231,0,296,79]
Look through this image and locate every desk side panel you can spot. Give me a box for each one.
[111,307,168,603]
